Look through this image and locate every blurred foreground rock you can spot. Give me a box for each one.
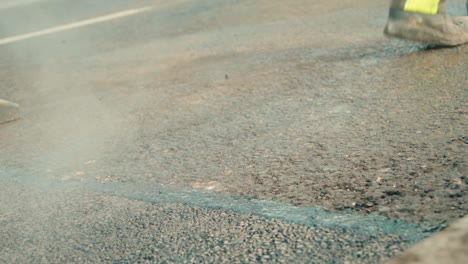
[0,99,19,124]
[386,215,468,264]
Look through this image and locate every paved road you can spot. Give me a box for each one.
[0,0,467,263]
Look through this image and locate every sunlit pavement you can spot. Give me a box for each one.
[0,0,467,263]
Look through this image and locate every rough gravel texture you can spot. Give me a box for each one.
[0,184,408,264]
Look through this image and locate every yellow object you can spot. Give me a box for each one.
[404,0,440,15]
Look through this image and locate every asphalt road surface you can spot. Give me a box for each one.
[0,0,467,263]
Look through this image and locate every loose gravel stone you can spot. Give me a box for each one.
[0,184,409,263]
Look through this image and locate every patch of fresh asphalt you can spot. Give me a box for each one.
[0,172,410,263]
[0,169,438,243]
